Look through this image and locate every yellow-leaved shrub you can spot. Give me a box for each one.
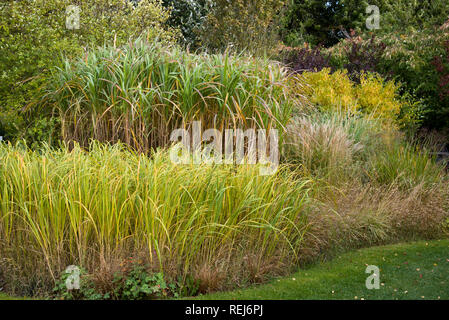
[356,73,401,120]
[298,68,411,126]
[301,69,358,113]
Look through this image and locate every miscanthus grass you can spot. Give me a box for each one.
[46,38,299,152]
[0,142,312,294]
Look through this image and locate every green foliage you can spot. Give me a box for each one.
[162,0,212,47]
[376,29,449,130]
[53,267,108,300]
[281,0,449,47]
[328,28,449,130]
[281,0,369,46]
[370,0,449,33]
[112,264,180,299]
[0,0,175,144]
[52,260,198,300]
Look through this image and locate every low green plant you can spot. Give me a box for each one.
[113,266,171,300]
[53,267,108,300]
[111,262,189,299]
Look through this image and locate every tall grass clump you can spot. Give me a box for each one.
[282,110,448,254]
[0,142,312,296]
[369,142,446,190]
[47,38,297,152]
[283,111,385,180]
[283,110,446,187]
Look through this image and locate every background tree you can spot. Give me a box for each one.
[281,0,368,47]
[281,0,449,47]
[161,0,212,48]
[198,0,286,53]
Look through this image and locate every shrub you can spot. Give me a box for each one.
[298,68,421,128]
[198,0,285,53]
[282,34,387,81]
[341,35,387,82]
[376,28,449,130]
[48,38,297,152]
[328,28,449,130]
[356,72,401,120]
[280,45,332,73]
[325,33,387,79]
[300,69,358,113]
[281,0,449,47]
[431,40,449,101]
[280,0,369,47]
[162,0,212,47]
[370,0,449,33]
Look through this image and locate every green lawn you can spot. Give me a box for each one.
[194,239,449,300]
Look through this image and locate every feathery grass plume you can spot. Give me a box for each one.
[282,111,386,179]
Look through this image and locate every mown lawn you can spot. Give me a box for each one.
[193,239,449,300]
